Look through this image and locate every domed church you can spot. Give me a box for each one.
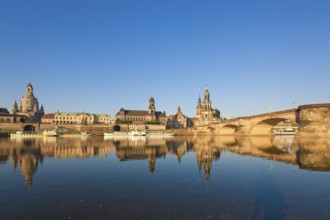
[11,82,44,122]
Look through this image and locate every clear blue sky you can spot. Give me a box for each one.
[1,0,329,118]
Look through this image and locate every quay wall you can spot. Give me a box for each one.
[0,123,120,135]
[0,123,166,136]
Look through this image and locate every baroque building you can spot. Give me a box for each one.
[41,111,110,125]
[115,97,167,125]
[12,83,44,122]
[167,106,190,128]
[195,86,221,125]
[19,83,40,114]
[0,83,43,123]
[0,107,27,123]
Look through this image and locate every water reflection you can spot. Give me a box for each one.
[113,137,167,173]
[1,135,330,187]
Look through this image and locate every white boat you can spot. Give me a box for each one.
[81,132,94,136]
[273,128,297,135]
[165,133,175,136]
[10,131,43,138]
[43,129,59,137]
[147,132,174,136]
[60,133,81,137]
[104,132,129,136]
[129,131,146,136]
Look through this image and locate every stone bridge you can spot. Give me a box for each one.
[193,103,330,136]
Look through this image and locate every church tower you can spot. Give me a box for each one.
[177,105,182,114]
[12,100,19,114]
[196,93,202,118]
[203,85,212,111]
[195,85,221,123]
[148,97,155,115]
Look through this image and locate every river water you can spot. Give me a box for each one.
[0,135,330,220]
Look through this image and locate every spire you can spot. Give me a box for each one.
[12,100,19,113]
[177,105,181,113]
[203,85,211,110]
[204,85,210,99]
[40,104,45,116]
[148,97,155,115]
[197,91,202,106]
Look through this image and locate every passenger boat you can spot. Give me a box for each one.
[104,132,129,136]
[165,133,175,136]
[273,128,297,135]
[10,131,43,138]
[81,132,93,136]
[43,129,59,137]
[147,132,174,136]
[129,131,147,136]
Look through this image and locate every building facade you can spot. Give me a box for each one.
[11,83,44,122]
[41,113,55,124]
[115,97,167,125]
[19,83,40,114]
[0,108,26,123]
[195,86,221,125]
[167,106,190,128]
[41,112,110,125]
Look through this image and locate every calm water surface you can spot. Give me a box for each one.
[1,135,330,220]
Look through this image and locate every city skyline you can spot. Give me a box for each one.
[1,1,329,118]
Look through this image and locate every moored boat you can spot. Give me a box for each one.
[43,129,59,137]
[60,133,81,137]
[10,131,43,138]
[147,132,174,137]
[81,132,94,136]
[273,128,297,135]
[129,131,146,136]
[165,133,175,136]
[104,132,129,136]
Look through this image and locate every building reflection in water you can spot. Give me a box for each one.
[0,137,112,187]
[193,137,221,181]
[55,137,111,159]
[167,139,193,163]
[11,139,43,187]
[111,136,167,173]
[1,135,330,187]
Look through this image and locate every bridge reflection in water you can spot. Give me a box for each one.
[1,135,330,187]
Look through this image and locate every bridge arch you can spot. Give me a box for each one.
[250,118,291,135]
[113,125,121,132]
[23,125,36,132]
[219,124,238,135]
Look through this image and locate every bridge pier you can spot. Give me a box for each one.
[297,104,330,136]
